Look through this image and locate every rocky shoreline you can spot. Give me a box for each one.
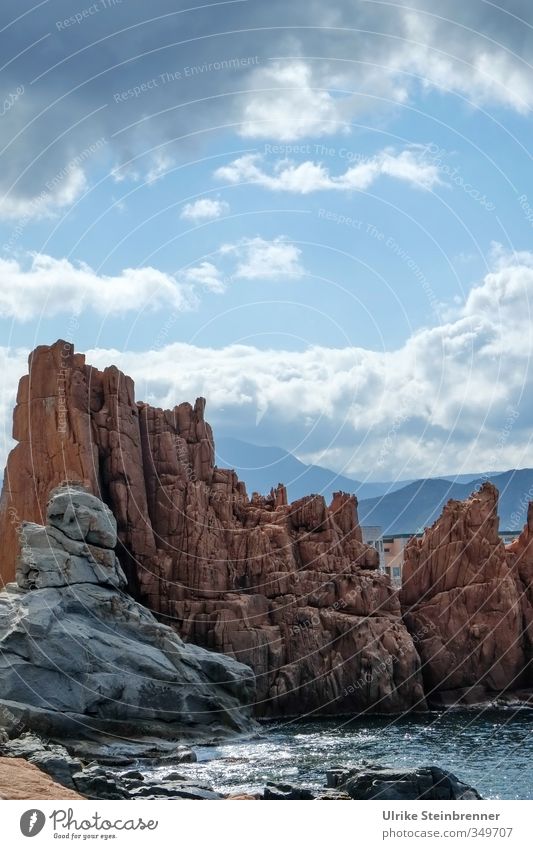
[2,341,533,720]
[0,480,488,802]
[0,341,532,801]
[0,732,482,800]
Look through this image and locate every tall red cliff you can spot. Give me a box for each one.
[401,483,533,704]
[0,341,426,716]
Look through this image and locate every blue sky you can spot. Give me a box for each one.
[1,0,533,483]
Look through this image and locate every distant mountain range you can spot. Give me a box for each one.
[215,437,531,534]
[1,437,526,537]
[358,469,533,534]
[215,437,411,501]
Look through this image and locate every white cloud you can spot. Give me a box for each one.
[180,198,230,221]
[0,166,87,222]
[215,148,442,194]
[145,151,174,184]
[183,261,226,293]
[239,61,348,141]
[0,235,305,322]
[0,254,191,320]
[220,236,304,280]
[2,1,533,217]
[400,10,533,115]
[2,247,532,479]
[73,247,532,479]
[234,10,533,141]
[460,245,533,358]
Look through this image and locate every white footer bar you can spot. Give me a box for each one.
[3,799,531,848]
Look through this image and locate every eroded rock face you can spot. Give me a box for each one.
[0,484,256,753]
[401,483,531,703]
[0,341,426,716]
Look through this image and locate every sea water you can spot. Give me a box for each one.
[146,709,533,799]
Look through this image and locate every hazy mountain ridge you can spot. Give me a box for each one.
[215,437,531,534]
[215,437,413,501]
[358,469,533,534]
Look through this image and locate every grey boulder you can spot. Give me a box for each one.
[47,485,118,549]
[326,764,482,800]
[17,485,126,590]
[0,484,258,756]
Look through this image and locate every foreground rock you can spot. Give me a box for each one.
[401,483,532,704]
[0,341,425,716]
[326,764,482,800]
[0,734,222,799]
[257,765,481,801]
[0,757,84,800]
[0,485,257,756]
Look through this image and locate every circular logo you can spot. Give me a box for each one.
[20,810,46,837]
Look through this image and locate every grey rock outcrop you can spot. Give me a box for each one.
[17,486,126,591]
[326,764,482,800]
[0,485,257,756]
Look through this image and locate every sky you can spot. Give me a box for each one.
[1,0,533,484]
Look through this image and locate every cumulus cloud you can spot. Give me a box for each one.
[2,244,527,477]
[239,61,351,140]
[214,148,442,194]
[0,166,87,222]
[183,260,226,293]
[0,254,191,320]
[1,0,531,214]
[100,245,533,477]
[180,198,230,221]
[81,251,531,478]
[220,236,304,280]
[460,244,533,358]
[0,235,304,321]
[1,247,532,478]
[400,9,533,115]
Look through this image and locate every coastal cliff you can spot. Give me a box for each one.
[3,341,531,716]
[0,340,425,716]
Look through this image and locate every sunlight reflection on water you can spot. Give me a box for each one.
[144,709,532,799]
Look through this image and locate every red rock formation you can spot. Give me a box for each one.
[0,758,84,800]
[0,341,426,716]
[401,483,531,704]
[507,504,533,673]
